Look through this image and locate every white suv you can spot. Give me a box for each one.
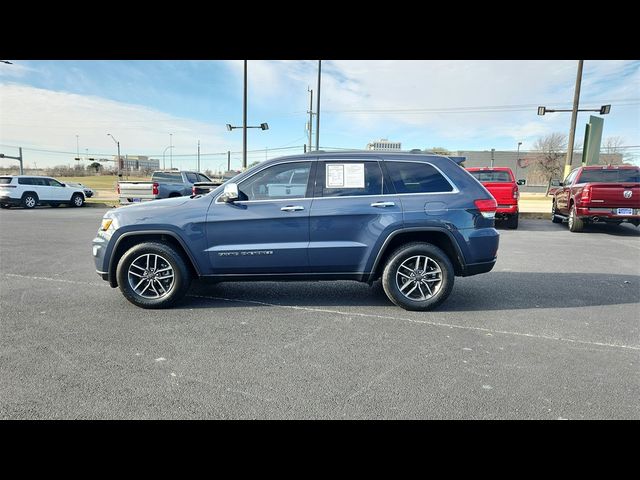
[0,175,86,209]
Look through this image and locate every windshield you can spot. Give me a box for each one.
[578,169,640,183]
[468,170,512,182]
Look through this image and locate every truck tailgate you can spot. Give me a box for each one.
[482,182,516,205]
[118,182,156,203]
[589,183,640,208]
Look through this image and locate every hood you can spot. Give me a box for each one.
[118,195,192,212]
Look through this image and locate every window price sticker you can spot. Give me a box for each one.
[326,163,365,188]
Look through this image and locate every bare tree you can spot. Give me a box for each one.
[531,133,567,196]
[602,136,624,154]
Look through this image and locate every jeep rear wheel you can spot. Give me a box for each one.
[22,193,38,209]
[382,242,454,311]
[116,242,192,309]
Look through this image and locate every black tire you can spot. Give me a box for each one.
[22,193,38,209]
[116,242,192,309]
[551,201,562,223]
[506,213,519,229]
[568,205,584,232]
[381,242,454,311]
[71,193,84,207]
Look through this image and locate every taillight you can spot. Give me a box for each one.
[474,198,497,219]
[513,185,519,199]
[192,186,197,195]
[152,182,159,196]
[580,185,591,203]
[116,184,120,194]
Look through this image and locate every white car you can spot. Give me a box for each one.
[66,182,94,198]
[0,175,86,209]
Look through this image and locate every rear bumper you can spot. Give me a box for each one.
[495,204,518,217]
[461,259,497,277]
[0,196,21,206]
[577,206,640,221]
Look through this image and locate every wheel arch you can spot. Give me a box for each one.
[108,231,200,287]
[368,228,465,282]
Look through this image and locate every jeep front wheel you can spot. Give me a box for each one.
[381,242,454,311]
[116,242,192,309]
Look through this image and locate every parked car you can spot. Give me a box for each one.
[466,167,522,229]
[116,170,212,204]
[0,175,86,209]
[551,165,640,232]
[92,152,500,311]
[66,182,94,198]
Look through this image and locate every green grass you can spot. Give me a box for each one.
[57,176,150,190]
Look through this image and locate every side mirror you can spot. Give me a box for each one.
[558,182,564,187]
[220,183,239,203]
[516,179,526,186]
[60,183,66,187]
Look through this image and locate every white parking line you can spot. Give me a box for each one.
[3,272,639,352]
[187,294,640,352]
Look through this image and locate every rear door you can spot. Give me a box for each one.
[308,159,402,273]
[577,168,640,208]
[205,160,315,274]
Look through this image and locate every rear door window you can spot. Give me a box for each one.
[185,172,198,183]
[386,161,454,193]
[319,161,386,197]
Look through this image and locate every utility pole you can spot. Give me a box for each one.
[227,150,231,172]
[243,60,248,169]
[0,147,23,174]
[315,60,321,151]
[307,87,314,151]
[170,133,173,169]
[197,140,200,172]
[564,60,584,179]
[491,148,495,168]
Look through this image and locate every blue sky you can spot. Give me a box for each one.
[1,60,638,170]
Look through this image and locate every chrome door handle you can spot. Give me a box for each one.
[370,201,395,208]
[281,205,305,212]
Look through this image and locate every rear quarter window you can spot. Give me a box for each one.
[0,177,14,184]
[386,161,454,193]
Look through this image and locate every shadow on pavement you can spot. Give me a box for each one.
[499,219,640,236]
[180,272,639,311]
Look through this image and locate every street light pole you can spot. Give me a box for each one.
[162,145,173,170]
[515,141,522,180]
[170,133,173,169]
[564,60,584,179]
[107,134,121,177]
[243,60,248,169]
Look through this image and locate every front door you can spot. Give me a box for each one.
[205,161,315,275]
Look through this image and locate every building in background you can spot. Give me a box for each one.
[366,139,402,151]
[115,155,160,172]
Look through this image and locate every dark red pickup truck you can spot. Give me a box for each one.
[551,165,640,232]
[467,167,520,229]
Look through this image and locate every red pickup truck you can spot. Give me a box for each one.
[551,165,640,232]
[467,167,521,229]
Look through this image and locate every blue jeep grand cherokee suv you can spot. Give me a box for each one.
[92,152,499,311]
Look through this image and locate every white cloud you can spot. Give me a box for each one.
[0,84,235,168]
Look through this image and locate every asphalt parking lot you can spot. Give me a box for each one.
[1,206,639,419]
